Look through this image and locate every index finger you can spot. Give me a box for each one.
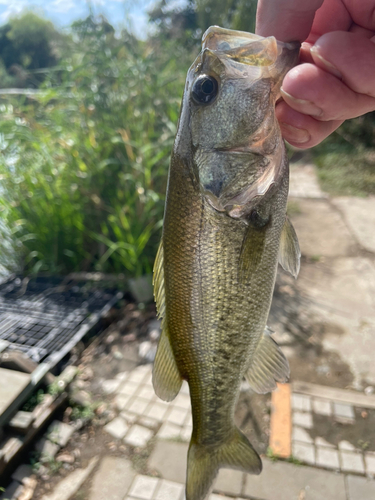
[256,0,324,42]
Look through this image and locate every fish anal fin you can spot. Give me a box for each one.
[278,217,301,278]
[245,328,290,394]
[152,325,183,402]
[186,428,261,500]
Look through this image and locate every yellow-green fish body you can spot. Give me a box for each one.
[153,26,300,500]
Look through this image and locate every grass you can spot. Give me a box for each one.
[314,149,375,197]
[312,117,375,197]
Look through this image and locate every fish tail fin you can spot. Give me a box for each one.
[186,428,262,500]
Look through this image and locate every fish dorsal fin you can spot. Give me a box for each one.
[245,327,289,394]
[152,241,182,402]
[278,217,301,278]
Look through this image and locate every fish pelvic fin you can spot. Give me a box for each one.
[186,429,262,500]
[278,217,301,278]
[152,240,183,402]
[245,327,290,394]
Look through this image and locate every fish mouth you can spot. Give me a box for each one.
[202,25,300,71]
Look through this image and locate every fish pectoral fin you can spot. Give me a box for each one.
[245,328,290,394]
[278,217,301,278]
[152,325,183,402]
[238,225,266,283]
[186,428,261,500]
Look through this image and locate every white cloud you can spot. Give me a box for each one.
[50,0,76,14]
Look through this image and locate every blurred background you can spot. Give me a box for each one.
[0,0,373,282]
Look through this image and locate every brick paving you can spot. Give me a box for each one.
[102,364,192,447]
[288,383,375,476]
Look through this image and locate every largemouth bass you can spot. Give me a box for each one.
[153,26,300,500]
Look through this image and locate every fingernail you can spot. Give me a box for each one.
[279,123,311,145]
[281,89,323,117]
[310,46,342,79]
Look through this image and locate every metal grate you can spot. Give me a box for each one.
[0,276,122,364]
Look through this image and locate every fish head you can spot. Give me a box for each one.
[175,26,300,221]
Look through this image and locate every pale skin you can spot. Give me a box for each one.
[256,0,375,148]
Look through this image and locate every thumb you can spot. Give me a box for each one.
[256,0,324,42]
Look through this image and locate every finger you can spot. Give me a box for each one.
[349,23,375,38]
[276,101,343,148]
[280,63,375,121]
[343,0,375,31]
[306,0,351,44]
[311,31,375,97]
[256,0,324,42]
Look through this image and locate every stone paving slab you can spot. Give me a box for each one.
[0,368,30,415]
[126,477,184,500]
[298,257,375,320]
[149,440,188,484]
[104,416,129,439]
[214,468,244,497]
[243,458,347,500]
[41,457,99,500]
[346,475,375,500]
[332,196,375,253]
[289,163,327,199]
[47,421,75,448]
[293,381,375,409]
[11,464,33,484]
[289,198,355,258]
[89,457,136,500]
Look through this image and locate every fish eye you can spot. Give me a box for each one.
[191,75,218,105]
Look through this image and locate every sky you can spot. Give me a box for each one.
[0,0,171,39]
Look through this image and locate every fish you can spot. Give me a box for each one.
[152,26,301,500]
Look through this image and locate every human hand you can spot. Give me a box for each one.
[256,0,375,148]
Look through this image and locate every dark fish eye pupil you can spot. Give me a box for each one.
[202,79,214,94]
[192,75,218,104]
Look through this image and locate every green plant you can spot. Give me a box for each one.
[287,455,302,465]
[48,380,65,397]
[70,403,95,421]
[45,456,63,474]
[0,15,190,277]
[21,388,45,412]
[266,447,278,462]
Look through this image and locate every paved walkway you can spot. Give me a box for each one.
[288,163,375,388]
[4,163,375,500]
[32,362,374,500]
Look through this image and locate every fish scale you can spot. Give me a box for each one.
[152,26,301,500]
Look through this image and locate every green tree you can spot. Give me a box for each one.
[149,0,257,44]
[0,11,64,87]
